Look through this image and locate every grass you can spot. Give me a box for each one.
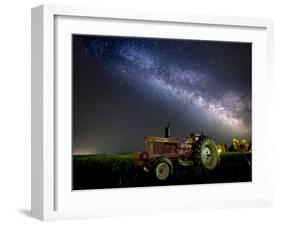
[74,153,133,173]
[74,153,132,162]
[73,152,251,190]
[73,153,135,190]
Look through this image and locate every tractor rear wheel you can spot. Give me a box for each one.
[192,136,218,174]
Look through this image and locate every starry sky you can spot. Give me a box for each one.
[72,35,252,155]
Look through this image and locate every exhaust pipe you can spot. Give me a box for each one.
[165,122,171,138]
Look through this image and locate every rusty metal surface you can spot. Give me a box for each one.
[134,135,197,168]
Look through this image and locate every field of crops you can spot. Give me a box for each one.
[73,152,251,190]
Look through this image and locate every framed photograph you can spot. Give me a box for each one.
[31,4,274,221]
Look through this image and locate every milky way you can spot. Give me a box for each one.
[72,35,251,154]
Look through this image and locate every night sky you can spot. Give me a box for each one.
[72,35,252,155]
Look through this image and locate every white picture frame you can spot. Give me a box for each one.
[31,4,274,221]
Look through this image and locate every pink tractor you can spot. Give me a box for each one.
[133,125,219,181]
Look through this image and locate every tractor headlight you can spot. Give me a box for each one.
[142,152,148,159]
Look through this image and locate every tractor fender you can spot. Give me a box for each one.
[152,158,174,174]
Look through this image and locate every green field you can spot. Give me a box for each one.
[74,153,133,176]
[73,152,251,190]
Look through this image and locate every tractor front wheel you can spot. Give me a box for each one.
[153,158,172,181]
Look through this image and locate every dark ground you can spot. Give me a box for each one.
[72,152,252,190]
